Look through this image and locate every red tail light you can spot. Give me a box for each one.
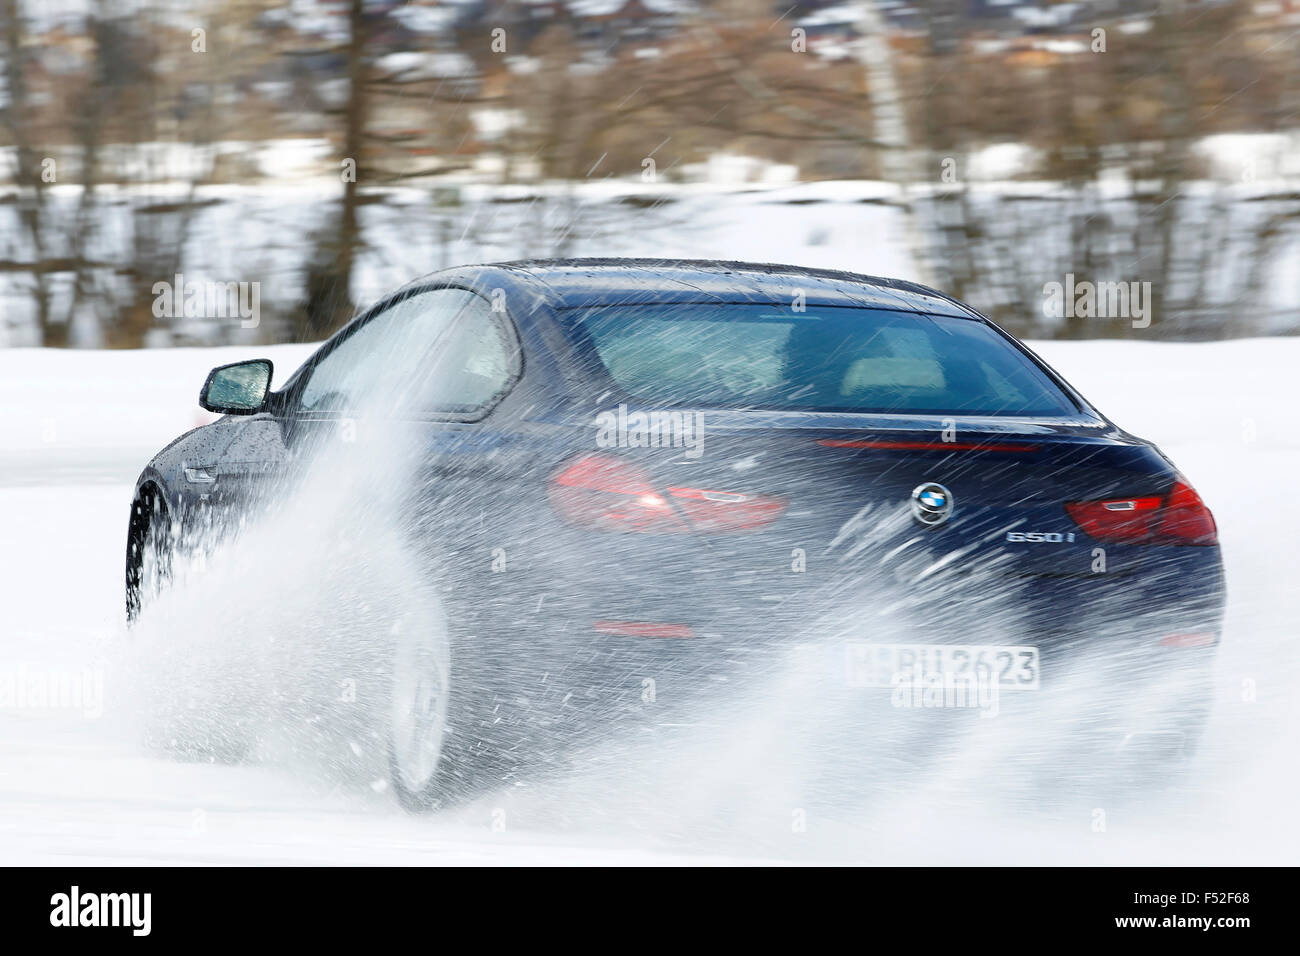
[548,454,785,534]
[593,621,695,639]
[1159,480,1219,544]
[662,484,787,532]
[1158,631,1217,648]
[1065,478,1217,546]
[818,439,1039,453]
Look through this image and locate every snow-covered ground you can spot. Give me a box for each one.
[1,338,1298,864]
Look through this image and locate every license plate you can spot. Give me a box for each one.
[844,643,1040,691]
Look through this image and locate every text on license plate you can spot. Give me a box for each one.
[844,643,1040,690]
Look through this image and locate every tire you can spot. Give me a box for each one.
[387,597,455,811]
[125,489,174,623]
[385,576,559,812]
[386,583,510,812]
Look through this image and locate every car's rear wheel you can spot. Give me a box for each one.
[388,617,452,810]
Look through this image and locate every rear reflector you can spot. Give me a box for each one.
[818,439,1039,452]
[1065,478,1217,546]
[593,621,695,639]
[549,454,784,534]
[1158,632,1217,648]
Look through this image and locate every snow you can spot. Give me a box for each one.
[374,51,478,82]
[0,345,313,453]
[1012,3,1082,29]
[1196,131,1300,182]
[1,337,1299,864]
[389,4,460,35]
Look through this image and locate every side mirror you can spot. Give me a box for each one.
[200,359,273,415]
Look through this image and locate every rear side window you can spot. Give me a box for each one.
[568,303,1076,416]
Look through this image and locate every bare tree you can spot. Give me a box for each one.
[0,0,60,344]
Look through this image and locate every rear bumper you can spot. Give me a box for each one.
[476,528,1224,744]
[515,522,1225,638]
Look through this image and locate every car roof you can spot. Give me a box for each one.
[429,258,979,318]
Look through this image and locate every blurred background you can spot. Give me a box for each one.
[1,0,1299,348]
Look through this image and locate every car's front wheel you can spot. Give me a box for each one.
[125,488,174,622]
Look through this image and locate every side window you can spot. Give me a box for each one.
[299,288,518,417]
[298,296,422,414]
[412,291,516,414]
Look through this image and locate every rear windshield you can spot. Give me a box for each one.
[568,303,1078,416]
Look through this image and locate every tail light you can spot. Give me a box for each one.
[818,439,1039,453]
[1158,632,1217,648]
[1065,478,1217,546]
[548,454,785,534]
[593,621,695,639]
[1159,480,1219,544]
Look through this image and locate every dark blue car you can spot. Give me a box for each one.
[126,260,1225,810]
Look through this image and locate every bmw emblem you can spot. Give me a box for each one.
[910,482,954,527]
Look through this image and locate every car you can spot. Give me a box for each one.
[125,259,1226,810]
